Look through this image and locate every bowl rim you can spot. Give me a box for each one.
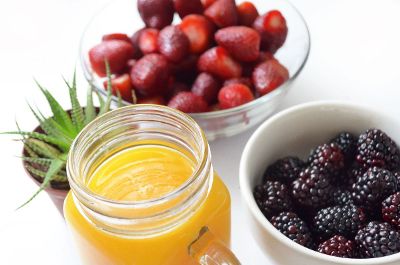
[239,100,400,264]
[79,0,311,117]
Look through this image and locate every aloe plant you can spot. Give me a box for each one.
[4,67,118,208]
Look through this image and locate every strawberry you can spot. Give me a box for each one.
[158,26,190,62]
[103,74,134,103]
[215,26,260,62]
[102,33,131,43]
[138,28,159,54]
[89,40,134,77]
[242,51,274,76]
[223,77,253,89]
[198,46,242,80]
[253,10,288,53]
[130,54,170,96]
[173,0,203,18]
[191,72,221,104]
[168,91,208,113]
[179,15,215,54]
[170,54,199,84]
[137,95,166,105]
[137,0,174,29]
[201,0,217,9]
[218,84,254,109]
[130,28,145,59]
[204,0,238,28]
[252,59,289,95]
[237,2,259,27]
[126,59,137,71]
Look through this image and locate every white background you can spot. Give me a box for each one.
[1,0,400,264]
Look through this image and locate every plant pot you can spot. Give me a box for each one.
[22,123,70,216]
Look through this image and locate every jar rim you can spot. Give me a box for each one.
[66,104,210,209]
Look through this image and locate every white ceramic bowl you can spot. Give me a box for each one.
[239,101,400,265]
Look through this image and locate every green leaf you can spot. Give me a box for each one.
[4,131,69,152]
[24,164,66,183]
[37,109,75,141]
[63,71,85,132]
[84,86,96,125]
[19,156,52,166]
[116,90,123,108]
[28,104,73,144]
[35,80,76,135]
[23,138,61,159]
[18,159,65,209]
[24,145,39,158]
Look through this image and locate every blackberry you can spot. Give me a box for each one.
[333,189,354,206]
[313,204,366,239]
[382,192,400,229]
[356,128,400,170]
[394,170,400,192]
[355,221,400,258]
[292,167,334,209]
[330,132,357,163]
[254,181,292,218]
[271,211,314,248]
[339,163,365,188]
[263,156,305,183]
[317,235,356,258]
[308,143,345,174]
[351,167,397,208]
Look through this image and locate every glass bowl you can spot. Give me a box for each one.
[80,0,310,141]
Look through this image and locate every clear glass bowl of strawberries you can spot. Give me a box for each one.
[80,0,310,140]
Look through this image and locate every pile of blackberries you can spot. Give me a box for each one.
[254,129,400,258]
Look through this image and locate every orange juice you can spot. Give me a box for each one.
[64,144,231,265]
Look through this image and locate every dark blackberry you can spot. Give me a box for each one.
[330,132,357,163]
[356,128,400,170]
[270,211,314,248]
[382,192,400,229]
[355,221,400,258]
[292,167,334,209]
[254,181,292,218]
[263,156,305,184]
[351,167,397,208]
[333,189,354,206]
[339,163,365,188]
[394,170,400,192]
[308,143,345,174]
[313,204,366,239]
[317,235,356,258]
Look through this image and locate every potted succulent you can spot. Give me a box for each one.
[4,70,117,214]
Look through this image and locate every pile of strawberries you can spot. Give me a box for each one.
[88,0,289,113]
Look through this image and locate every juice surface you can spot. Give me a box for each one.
[64,143,231,265]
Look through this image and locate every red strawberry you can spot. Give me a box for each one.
[102,33,131,43]
[215,26,260,62]
[126,59,137,71]
[137,95,166,105]
[191,72,221,104]
[130,28,145,59]
[252,59,289,95]
[137,0,174,29]
[168,91,208,113]
[237,2,259,27]
[198,46,242,80]
[253,10,288,53]
[179,15,214,54]
[138,28,159,54]
[103,74,134,103]
[201,0,217,9]
[89,40,134,77]
[158,26,190,62]
[218,84,254,109]
[204,0,238,28]
[130,54,170,96]
[223,77,252,89]
[173,0,203,18]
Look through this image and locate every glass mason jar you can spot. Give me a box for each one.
[64,105,240,265]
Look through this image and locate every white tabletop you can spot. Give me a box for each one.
[1,0,400,264]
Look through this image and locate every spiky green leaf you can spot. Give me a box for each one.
[4,131,69,152]
[85,86,96,125]
[20,156,52,166]
[99,61,113,115]
[35,80,76,134]
[25,165,67,183]
[23,138,61,159]
[63,71,85,131]
[18,159,65,209]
